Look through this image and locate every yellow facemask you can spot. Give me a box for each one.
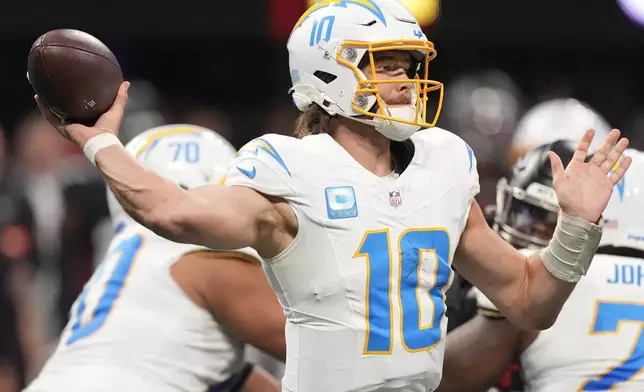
[337,39,444,129]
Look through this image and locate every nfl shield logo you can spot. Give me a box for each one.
[389,190,402,208]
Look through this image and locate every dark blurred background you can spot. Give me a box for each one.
[1,0,643,389]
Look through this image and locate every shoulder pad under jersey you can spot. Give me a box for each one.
[413,127,480,199]
[223,134,297,198]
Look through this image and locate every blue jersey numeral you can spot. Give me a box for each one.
[580,301,644,390]
[354,228,452,354]
[67,235,143,345]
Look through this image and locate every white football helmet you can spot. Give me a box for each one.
[107,124,236,231]
[288,0,444,141]
[508,98,611,165]
[600,148,644,252]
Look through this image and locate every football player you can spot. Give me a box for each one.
[35,1,631,390]
[439,145,644,392]
[443,100,614,392]
[24,125,285,392]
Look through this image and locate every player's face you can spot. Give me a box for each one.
[360,51,413,106]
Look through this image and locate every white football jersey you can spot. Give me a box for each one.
[25,224,260,392]
[522,253,644,391]
[224,129,479,392]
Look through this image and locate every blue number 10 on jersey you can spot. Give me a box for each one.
[354,228,452,354]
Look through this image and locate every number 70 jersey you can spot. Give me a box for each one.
[224,128,479,392]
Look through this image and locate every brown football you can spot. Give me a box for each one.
[27,29,123,126]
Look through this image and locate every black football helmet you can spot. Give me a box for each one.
[494,140,579,249]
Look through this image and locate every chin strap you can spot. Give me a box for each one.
[372,104,422,141]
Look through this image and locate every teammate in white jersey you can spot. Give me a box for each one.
[439,146,644,392]
[507,98,611,165]
[34,0,631,390]
[24,125,285,392]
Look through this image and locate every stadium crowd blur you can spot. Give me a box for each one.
[1,0,644,390]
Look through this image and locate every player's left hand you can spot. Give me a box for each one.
[548,128,631,223]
